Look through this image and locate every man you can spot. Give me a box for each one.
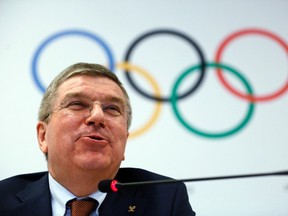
[0,63,195,216]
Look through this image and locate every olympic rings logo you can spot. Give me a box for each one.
[31,28,288,139]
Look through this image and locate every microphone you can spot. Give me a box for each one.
[98,170,288,193]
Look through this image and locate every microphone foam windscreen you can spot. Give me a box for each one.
[98,179,113,192]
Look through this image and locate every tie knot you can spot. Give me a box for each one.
[68,198,98,216]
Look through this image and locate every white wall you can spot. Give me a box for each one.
[0,0,287,215]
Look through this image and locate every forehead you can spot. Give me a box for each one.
[56,75,126,101]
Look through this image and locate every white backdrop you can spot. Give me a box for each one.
[0,0,288,215]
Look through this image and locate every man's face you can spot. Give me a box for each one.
[37,75,129,180]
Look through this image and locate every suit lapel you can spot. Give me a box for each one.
[5,173,52,216]
[99,187,147,216]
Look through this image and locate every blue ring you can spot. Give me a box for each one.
[31,29,115,93]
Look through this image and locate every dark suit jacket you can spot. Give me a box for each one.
[0,168,195,216]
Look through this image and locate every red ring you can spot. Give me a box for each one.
[215,28,288,102]
[111,180,118,192]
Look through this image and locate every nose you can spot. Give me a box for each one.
[84,103,106,127]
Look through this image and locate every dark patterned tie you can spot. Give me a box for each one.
[67,198,98,216]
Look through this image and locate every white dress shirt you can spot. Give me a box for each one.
[48,174,107,216]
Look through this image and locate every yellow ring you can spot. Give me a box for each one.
[116,62,162,139]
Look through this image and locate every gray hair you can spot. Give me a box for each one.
[38,62,132,128]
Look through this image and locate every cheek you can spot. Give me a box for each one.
[112,127,128,156]
[46,117,78,150]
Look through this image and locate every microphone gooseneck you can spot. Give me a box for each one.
[98,170,288,193]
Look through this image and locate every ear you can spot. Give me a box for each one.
[37,121,48,153]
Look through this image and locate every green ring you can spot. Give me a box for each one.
[170,63,255,138]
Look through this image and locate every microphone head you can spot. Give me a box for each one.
[98,179,113,192]
[98,179,119,192]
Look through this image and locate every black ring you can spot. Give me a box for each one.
[123,29,207,102]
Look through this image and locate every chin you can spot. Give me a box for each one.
[76,157,111,170]
[75,152,121,172]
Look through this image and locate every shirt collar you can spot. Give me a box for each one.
[48,173,107,216]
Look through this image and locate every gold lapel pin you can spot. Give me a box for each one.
[128,205,136,212]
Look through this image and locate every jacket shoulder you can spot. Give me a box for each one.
[0,172,51,216]
[0,172,48,194]
[115,168,195,216]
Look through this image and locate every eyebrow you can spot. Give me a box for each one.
[61,92,126,106]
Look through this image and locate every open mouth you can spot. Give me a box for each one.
[88,135,105,141]
[78,133,109,145]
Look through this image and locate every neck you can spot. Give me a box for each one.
[49,168,117,197]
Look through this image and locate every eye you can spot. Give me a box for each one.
[66,100,89,110]
[103,104,122,116]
